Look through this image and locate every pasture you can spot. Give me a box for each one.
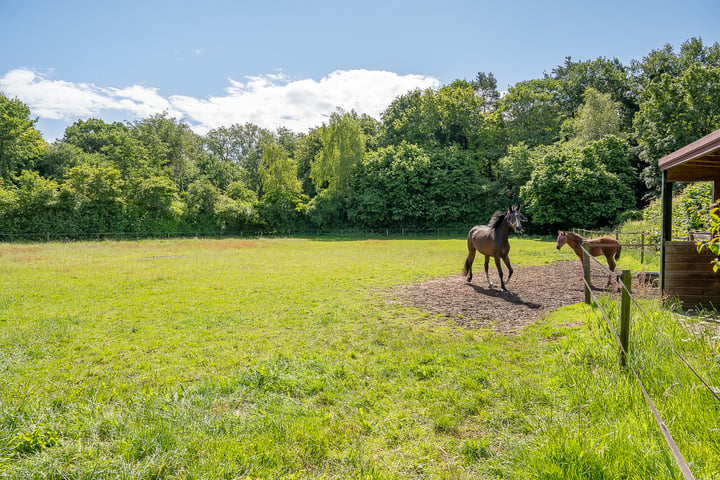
[0,237,718,479]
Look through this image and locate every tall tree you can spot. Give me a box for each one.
[204,123,274,195]
[311,110,366,198]
[633,38,720,196]
[499,78,564,148]
[472,72,500,113]
[552,56,636,130]
[308,110,366,226]
[0,94,46,180]
[259,142,302,197]
[134,113,201,191]
[565,87,623,146]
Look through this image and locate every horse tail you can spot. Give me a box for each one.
[463,257,472,277]
[615,244,622,260]
[463,230,476,278]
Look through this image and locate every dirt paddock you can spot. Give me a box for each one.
[387,260,658,333]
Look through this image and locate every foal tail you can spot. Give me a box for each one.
[614,244,622,260]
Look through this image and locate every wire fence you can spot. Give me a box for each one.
[578,242,720,480]
[0,226,475,243]
[575,229,662,266]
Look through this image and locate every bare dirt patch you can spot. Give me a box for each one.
[387,260,656,333]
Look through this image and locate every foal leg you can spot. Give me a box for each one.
[493,254,506,291]
[501,255,514,285]
[484,255,493,288]
[605,254,616,288]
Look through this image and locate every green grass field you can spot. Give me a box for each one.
[0,236,717,479]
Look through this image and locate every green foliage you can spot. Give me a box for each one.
[638,182,715,245]
[696,202,720,272]
[61,164,127,232]
[311,110,366,198]
[633,38,720,195]
[185,178,219,220]
[347,143,498,228]
[500,78,564,148]
[496,142,535,206]
[256,190,309,230]
[0,94,47,180]
[521,137,634,230]
[564,87,624,146]
[260,142,302,197]
[12,427,59,455]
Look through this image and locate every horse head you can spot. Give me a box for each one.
[506,205,527,233]
[556,230,567,249]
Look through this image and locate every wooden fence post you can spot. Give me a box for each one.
[582,242,591,304]
[619,269,631,368]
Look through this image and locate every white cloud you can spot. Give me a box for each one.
[0,68,440,138]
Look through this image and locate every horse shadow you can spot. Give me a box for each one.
[467,283,542,310]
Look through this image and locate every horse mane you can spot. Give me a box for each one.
[564,231,585,242]
[487,210,506,229]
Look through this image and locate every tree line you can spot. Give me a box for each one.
[1,37,719,238]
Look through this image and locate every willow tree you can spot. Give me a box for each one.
[308,110,366,226]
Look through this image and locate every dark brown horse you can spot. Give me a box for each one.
[556,230,622,286]
[463,206,527,291]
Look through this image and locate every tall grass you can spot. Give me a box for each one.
[0,237,716,479]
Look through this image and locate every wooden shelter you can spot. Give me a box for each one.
[658,128,720,309]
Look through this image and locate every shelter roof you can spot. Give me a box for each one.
[658,128,720,182]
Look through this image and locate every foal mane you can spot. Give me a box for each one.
[487,210,506,229]
[564,231,585,243]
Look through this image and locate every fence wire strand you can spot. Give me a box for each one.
[580,241,720,403]
[580,243,697,480]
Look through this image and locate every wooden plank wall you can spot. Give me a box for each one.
[664,241,720,308]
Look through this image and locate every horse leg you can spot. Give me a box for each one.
[605,253,616,288]
[494,254,506,291]
[484,255,493,288]
[463,243,476,283]
[501,255,514,285]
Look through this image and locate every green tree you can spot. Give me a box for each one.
[633,38,720,196]
[62,118,128,154]
[294,128,323,197]
[347,143,495,228]
[204,123,274,195]
[134,113,201,191]
[521,138,634,230]
[472,71,501,113]
[565,87,623,146]
[308,110,366,226]
[61,164,126,232]
[0,94,47,180]
[552,56,636,131]
[259,142,302,197]
[380,81,485,150]
[496,142,535,206]
[184,178,219,228]
[35,143,101,181]
[9,170,61,233]
[499,78,564,148]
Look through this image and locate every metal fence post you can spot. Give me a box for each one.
[619,269,631,368]
[640,232,645,265]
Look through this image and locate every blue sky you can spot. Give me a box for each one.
[1,0,718,142]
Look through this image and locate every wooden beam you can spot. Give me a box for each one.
[660,171,672,294]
